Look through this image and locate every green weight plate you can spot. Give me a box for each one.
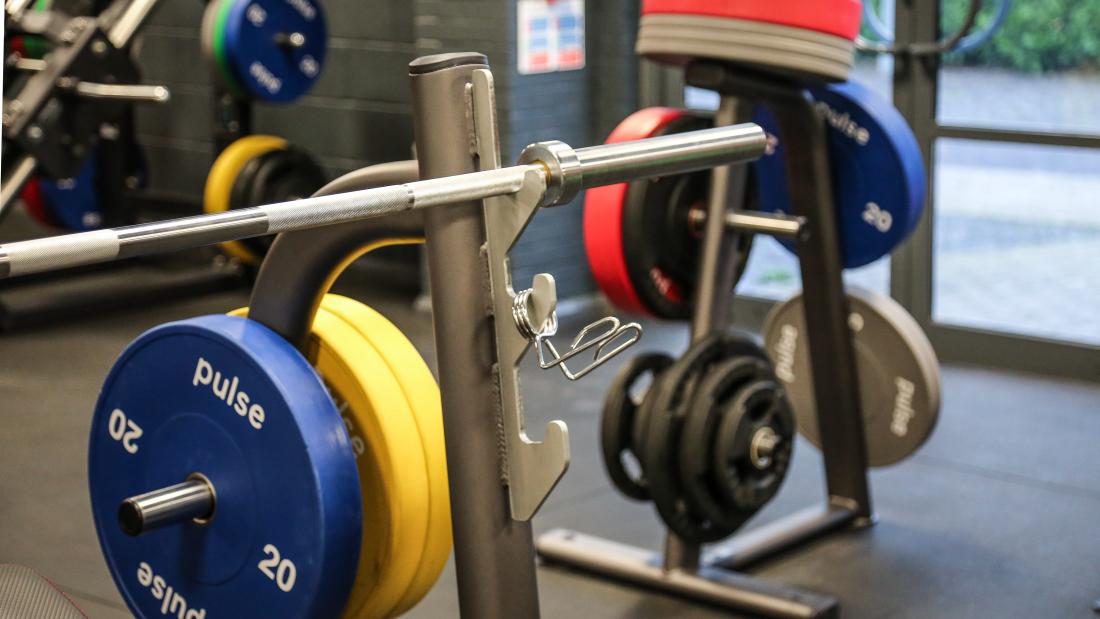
[211,0,245,95]
[762,287,941,467]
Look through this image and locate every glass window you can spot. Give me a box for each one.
[932,139,1100,345]
[937,0,1100,135]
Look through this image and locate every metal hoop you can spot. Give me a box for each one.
[857,0,1012,56]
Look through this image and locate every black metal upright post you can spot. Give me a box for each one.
[666,94,753,572]
[772,94,873,519]
[409,53,543,619]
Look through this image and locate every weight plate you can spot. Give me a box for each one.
[678,354,772,528]
[586,107,690,316]
[21,177,60,228]
[200,0,220,81]
[641,332,769,543]
[762,287,941,467]
[641,0,862,40]
[209,0,246,95]
[231,147,326,266]
[754,80,927,268]
[586,108,752,319]
[89,315,361,619]
[203,135,287,264]
[637,14,856,82]
[222,0,326,103]
[307,307,430,619]
[600,352,674,501]
[318,295,450,617]
[711,379,794,513]
[39,155,103,231]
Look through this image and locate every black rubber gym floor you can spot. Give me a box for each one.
[1,281,1098,618]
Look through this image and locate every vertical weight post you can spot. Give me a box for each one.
[409,53,543,619]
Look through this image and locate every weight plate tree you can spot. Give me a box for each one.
[202,0,326,102]
[585,107,752,320]
[754,80,927,268]
[89,315,362,619]
[637,0,862,82]
[203,135,287,264]
[762,287,942,466]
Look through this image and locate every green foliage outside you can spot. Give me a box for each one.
[863,0,1100,73]
[942,0,1100,72]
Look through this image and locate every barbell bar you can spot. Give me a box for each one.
[0,122,767,278]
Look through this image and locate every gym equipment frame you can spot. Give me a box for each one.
[537,62,876,619]
[0,54,773,618]
[1,0,246,330]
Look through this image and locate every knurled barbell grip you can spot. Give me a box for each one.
[0,124,766,278]
[118,477,215,537]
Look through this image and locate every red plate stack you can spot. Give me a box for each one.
[637,0,863,82]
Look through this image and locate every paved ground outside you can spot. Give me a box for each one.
[732,62,1100,347]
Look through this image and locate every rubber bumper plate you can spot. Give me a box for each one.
[89,315,362,619]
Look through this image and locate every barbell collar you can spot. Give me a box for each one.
[521,122,766,207]
[0,125,767,278]
[118,476,216,536]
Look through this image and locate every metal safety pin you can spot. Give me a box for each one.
[513,276,643,381]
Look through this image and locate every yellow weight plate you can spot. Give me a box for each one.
[230,305,432,619]
[320,295,451,615]
[204,135,286,264]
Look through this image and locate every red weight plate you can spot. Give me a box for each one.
[21,178,60,228]
[584,107,691,316]
[641,0,862,40]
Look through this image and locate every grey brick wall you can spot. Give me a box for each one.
[134,0,639,298]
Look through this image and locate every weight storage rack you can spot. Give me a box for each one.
[536,61,876,619]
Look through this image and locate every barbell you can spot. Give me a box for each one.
[0,122,768,278]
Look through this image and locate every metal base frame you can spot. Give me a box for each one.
[536,63,875,618]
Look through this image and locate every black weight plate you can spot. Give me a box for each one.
[678,354,772,529]
[229,150,267,212]
[240,147,326,259]
[641,331,767,544]
[712,380,795,513]
[600,352,674,501]
[620,115,756,321]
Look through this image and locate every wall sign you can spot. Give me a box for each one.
[517,0,585,75]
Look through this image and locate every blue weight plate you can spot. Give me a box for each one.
[753,80,926,268]
[89,315,361,619]
[223,0,326,103]
[39,155,102,231]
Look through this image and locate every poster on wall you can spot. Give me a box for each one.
[517,0,585,75]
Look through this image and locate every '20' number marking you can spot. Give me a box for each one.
[107,408,143,454]
[258,544,297,592]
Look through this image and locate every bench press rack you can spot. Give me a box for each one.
[536,61,876,619]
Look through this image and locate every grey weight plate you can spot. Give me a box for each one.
[762,287,941,466]
[200,0,218,66]
[638,14,855,82]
